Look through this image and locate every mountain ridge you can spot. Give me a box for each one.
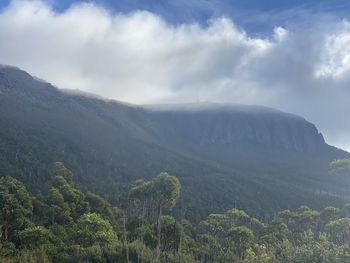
[1,64,349,220]
[0,64,345,154]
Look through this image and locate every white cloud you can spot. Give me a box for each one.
[0,0,350,151]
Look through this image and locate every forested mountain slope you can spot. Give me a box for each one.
[0,65,349,221]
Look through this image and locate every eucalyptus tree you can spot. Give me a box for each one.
[126,172,181,262]
[71,213,120,262]
[0,176,33,244]
[228,226,254,261]
[149,172,181,262]
[329,159,350,176]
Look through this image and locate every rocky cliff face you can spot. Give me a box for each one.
[142,103,327,153]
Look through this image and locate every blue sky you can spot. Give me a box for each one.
[1,0,350,150]
[2,0,350,36]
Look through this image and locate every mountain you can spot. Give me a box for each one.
[0,65,349,221]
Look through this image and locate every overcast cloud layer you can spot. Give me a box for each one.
[0,0,349,150]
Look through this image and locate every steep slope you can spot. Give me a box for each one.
[140,103,347,175]
[143,103,325,152]
[0,65,349,221]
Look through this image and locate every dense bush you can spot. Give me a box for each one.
[2,162,350,262]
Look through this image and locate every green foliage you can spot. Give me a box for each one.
[0,177,33,244]
[327,218,350,244]
[150,172,181,210]
[69,213,121,262]
[3,163,350,262]
[127,218,157,248]
[160,216,181,253]
[85,192,116,224]
[329,159,350,176]
[128,240,157,263]
[73,213,119,247]
[229,226,255,260]
[2,66,350,227]
[19,226,54,249]
[320,206,341,224]
[52,162,73,184]
[51,175,90,220]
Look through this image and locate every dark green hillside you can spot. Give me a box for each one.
[0,65,349,221]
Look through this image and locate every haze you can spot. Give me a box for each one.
[0,0,349,151]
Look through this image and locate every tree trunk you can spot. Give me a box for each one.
[123,211,130,263]
[156,203,162,262]
[4,224,8,241]
[51,209,55,225]
[173,220,177,256]
[140,200,146,263]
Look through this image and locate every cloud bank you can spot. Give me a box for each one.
[0,0,349,150]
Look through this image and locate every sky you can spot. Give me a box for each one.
[0,0,350,151]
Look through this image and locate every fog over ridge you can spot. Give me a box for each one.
[0,0,350,151]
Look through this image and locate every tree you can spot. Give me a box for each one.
[341,203,350,217]
[10,162,350,262]
[48,187,72,225]
[71,213,120,262]
[52,162,73,184]
[326,218,350,244]
[197,233,225,263]
[198,214,228,245]
[19,226,54,250]
[160,216,181,254]
[73,213,118,247]
[0,176,33,244]
[149,172,181,262]
[119,195,132,263]
[86,192,116,224]
[320,206,341,225]
[294,206,320,231]
[228,226,254,261]
[50,163,90,221]
[329,159,350,176]
[227,209,250,225]
[128,178,153,262]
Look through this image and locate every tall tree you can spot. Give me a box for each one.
[128,179,153,262]
[329,159,350,176]
[71,213,120,262]
[50,163,90,221]
[0,176,33,244]
[150,173,181,262]
[228,226,254,261]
